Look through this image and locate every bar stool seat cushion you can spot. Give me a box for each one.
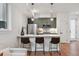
[21,37,30,44]
[36,37,44,44]
[50,38,60,44]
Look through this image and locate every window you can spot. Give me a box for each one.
[0,3,8,30]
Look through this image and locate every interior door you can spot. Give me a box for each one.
[69,19,76,40]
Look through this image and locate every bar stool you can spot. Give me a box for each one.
[21,37,31,51]
[35,37,45,55]
[49,37,61,55]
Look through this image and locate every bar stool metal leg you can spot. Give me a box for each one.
[28,47,31,56]
[43,43,45,55]
[49,43,52,56]
[49,43,52,52]
[57,44,61,55]
[35,42,36,55]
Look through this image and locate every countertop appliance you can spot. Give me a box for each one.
[28,24,37,35]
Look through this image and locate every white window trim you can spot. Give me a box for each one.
[0,4,12,31]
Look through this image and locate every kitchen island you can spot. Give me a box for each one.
[17,34,60,51]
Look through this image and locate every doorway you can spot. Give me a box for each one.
[69,18,77,41]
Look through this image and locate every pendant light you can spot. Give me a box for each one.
[50,3,54,21]
[31,3,39,21]
[31,3,34,21]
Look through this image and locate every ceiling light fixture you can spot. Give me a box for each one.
[31,3,39,20]
[31,3,35,21]
[50,3,54,21]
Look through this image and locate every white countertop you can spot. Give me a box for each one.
[17,34,60,38]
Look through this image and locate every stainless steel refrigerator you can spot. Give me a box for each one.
[27,24,37,35]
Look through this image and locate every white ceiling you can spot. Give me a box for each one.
[13,3,79,16]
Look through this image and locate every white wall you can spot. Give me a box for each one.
[57,12,70,43]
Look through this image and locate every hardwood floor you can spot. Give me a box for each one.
[27,41,79,56]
